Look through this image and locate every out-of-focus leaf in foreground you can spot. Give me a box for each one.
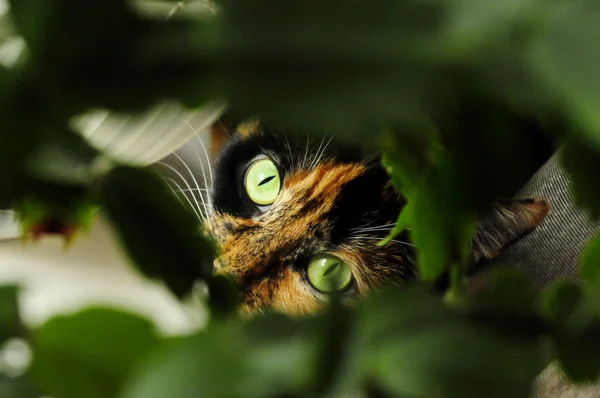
[561,139,600,220]
[529,0,600,145]
[31,308,160,398]
[361,285,545,398]
[579,234,600,285]
[0,374,38,398]
[99,166,217,298]
[120,320,248,398]
[121,285,547,398]
[0,286,22,343]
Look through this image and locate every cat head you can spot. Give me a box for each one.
[207,120,549,315]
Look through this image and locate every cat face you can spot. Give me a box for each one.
[207,121,549,315]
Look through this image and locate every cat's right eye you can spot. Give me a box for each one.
[244,158,281,206]
[307,255,353,293]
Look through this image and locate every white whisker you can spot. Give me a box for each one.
[157,161,205,220]
[170,187,211,193]
[351,236,415,248]
[185,122,215,214]
[162,176,203,221]
[284,136,295,172]
[308,135,326,171]
[350,223,398,233]
[171,151,210,219]
[302,135,310,169]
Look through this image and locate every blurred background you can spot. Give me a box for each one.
[0,0,222,335]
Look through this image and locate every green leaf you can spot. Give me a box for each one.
[120,320,247,398]
[0,285,22,343]
[371,322,544,398]
[359,285,544,398]
[0,374,38,398]
[561,138,600,220]
[529,0,600,143]
[98,166,217,298]
[31,308,160,398]
[580,234,600,284]
[14,188,97,243]
[8,0,213,111]
[538,280,584,326]
[552,322,600,383]
[243,314,320,397]
[213,0,446,132]
[24,128,100,185]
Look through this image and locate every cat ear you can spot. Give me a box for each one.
[209,117,235,160]
[209,114,260,159]
[468,198,550,266]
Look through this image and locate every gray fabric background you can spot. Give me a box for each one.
[491,152,600,398]
[495,152,600,286]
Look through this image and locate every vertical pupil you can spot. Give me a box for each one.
[322,262,339,277]
[258,175,276,186]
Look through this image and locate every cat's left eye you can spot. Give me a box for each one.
[244,158,281,206]
[307,255,353,293]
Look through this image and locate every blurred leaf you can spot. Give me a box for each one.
[243,314,320,397]
[213,0,448,132]
[561,138,600,220]
[8,0,213,111]
[538,280,584,326]
[359,285,544,398]
[31,308,159,398]
[552,322,600,383]
[580,233,600,284]
[379,126,474,280]
[25,128,100,185]
[529,0,600,144]
[371,322,543,398]
[0,285,22,343]
[205,274,240,316]
[120,320,246,398]
[443,0,540,55]
[0,374,38,398]
[312,299,354,396]
[466,269,538,317]
[99,166,217,298]
[14,188,97,244]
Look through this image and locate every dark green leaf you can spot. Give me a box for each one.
[243,314,320,397]
[0,285,22,342]
[206,274,240,316]
[31,308,160,398]
[538,280,584,326]
[371,322,544,398]
[24,129,100,185]
[0,374,38,398]
[119,320,247,398]
[9,0,213,111]
[213,0,447,132]
[358,285,544,398]
[580,234,600,284]
[98,166,217,298]
[553,323,600,383]
[529,0,600,142]
[561,138,600,220]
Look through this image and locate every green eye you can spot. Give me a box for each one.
[244,158,281,206]
[307,255,353,293]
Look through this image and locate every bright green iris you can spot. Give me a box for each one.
[307,255,353,293]
[244,158,281,205]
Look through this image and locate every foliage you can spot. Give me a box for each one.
[1,0,600,397]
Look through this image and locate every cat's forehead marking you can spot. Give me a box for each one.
[237,119,261,139]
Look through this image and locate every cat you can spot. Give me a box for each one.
[206,119,550,315]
